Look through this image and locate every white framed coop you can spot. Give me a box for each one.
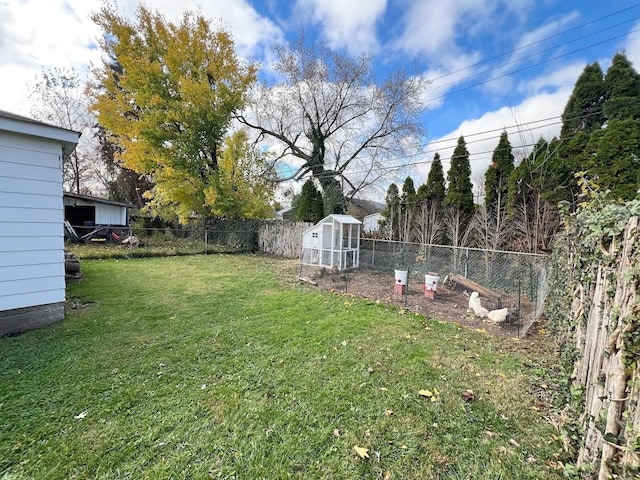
[301,215,361,271]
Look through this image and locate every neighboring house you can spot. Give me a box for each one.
[275,206,295,221]
[0,110,80,334]
[64,192,131,228]
[363,212,382,234]
[346,197,385,220]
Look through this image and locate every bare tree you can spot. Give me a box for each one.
[238,36,426,212]
[29,67,95,194]
[415,200,444,246]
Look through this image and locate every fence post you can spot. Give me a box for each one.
[372,239,376,267]
[464,247,469,277]
[205,228,208,254]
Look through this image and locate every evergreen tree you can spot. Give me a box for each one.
[584,118,640,200]
[400,176,417,241]
[380,183,401,240]
[444,136,474,214]
[507,137,547,218]
[293,179,324,222]
[484,131,514,213]
[603,52,640,121]
[546,62,606,209]
[417,153,446,202]
[560,62,605,136]
[401,176,417,207]
[416,154,446,246]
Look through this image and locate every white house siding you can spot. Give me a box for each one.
[0,131,65,314]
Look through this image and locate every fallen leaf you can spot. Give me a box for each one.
[367,367,374,374]
[364,429,371,437]
[461,389,475,402]
[384,409,394,417]
[509,438,520,448]
[418,389,433,397]
[353,445,369,459]
[74,410,88,420]
[333,429,341,438]
[398,309,406,315]
[383,470,391,480]
[341,340,347,347]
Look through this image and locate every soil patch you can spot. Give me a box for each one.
[277,259,554,358]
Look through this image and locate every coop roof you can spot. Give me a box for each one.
[302,214,361,235]
[321,214,361,224]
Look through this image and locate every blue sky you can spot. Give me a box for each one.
[1,0,640,192]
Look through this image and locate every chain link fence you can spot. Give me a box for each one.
[359,238,549,332]
[360,239,548,296]
[64,224,256,259]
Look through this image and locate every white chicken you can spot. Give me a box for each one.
[468,291,489,318]
[486,308,509,324]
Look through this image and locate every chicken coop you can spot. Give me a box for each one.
[301,214,361,271]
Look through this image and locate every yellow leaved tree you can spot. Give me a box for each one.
[89,5,262,223]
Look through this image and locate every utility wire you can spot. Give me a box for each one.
[428,16,639,93]
[425,26,640,103]
[427,3,640,85]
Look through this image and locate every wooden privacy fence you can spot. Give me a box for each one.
[200,219,312,258]
[258,220,312,258]
[549,205,640,479]
[574,216,640,478]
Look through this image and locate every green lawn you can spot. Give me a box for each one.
[0,255,566,479]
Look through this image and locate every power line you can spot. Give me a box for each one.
[427,3,640,85]
[428,16,639,93]
[425,26,640,103]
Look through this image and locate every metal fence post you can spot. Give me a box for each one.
[372,239,376,267]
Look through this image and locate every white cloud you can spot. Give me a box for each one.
[517,61,584,95]
[416,86,573,191]
[420,52,483,109]
[623,20,640,70]
[0,0,283,115]
[294,0,387,55]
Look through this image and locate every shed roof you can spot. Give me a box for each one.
[64,192,133,208]
[0,109,80,156]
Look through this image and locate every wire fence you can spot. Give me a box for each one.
[360,239,548,299]
[64,224,257,259]
[65,223,549,336]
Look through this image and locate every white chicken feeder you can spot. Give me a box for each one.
[424,272,440,299]
[301,214,362,271]
[394,269,408,295]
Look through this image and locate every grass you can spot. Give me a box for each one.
[66,238,232,260]
[0,255,566,479]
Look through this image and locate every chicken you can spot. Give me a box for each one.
[486,308,509,324]
[468,291,489,318]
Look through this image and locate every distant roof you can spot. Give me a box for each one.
[64,192,133,209]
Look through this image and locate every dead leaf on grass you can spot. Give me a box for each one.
[353,445,369,459]
[384,409,394,417]
[333,428,341,438]
[74,410,88,420]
